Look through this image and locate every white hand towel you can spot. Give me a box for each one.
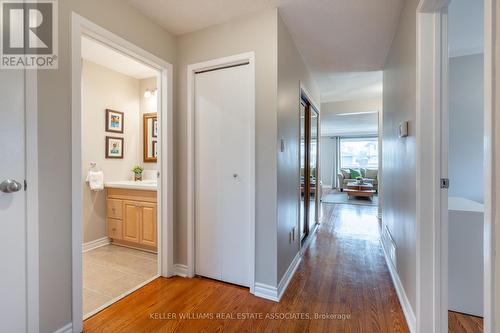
[86,171,104,191]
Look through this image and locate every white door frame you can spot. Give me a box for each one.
[416,0,494,332]
[186,52,256,293]
[26,70,39,333]
[70,13,174,332]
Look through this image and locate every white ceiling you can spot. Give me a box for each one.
[127,0,403,101]
[321,112,379,137]
[320,98,381,136]
[318,71,383,103]
[81,36,157,79]
[448,0,484,57]
[128,0,286,36]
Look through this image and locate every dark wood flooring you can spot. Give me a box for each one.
[448,311,483,333]
[84,203,409,332]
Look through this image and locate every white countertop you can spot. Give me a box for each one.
[105,180,157,191]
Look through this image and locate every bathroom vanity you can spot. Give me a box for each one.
[105,181,157,253]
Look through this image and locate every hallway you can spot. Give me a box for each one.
[84,203,409,332]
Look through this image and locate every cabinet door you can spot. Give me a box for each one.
[123,201,140,243]
[140,202,157,247]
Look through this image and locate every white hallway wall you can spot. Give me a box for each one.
[448,53,484,203]
[382,0,418,316]
[37,0,176,331]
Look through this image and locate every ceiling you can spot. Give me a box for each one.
[128,0,286,36]
[318,71,383,103]
[448,0,484,57]
[321,112,379,137]
[128,0,403,101]
[320,98,381,136]
[81,36,157,79]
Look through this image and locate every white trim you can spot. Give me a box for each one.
[83,274,159,320]
[381,240,416,333]
[416,6,445,333]
[186,52,256,293]
[416,1,494,332]
[483,0,494,331]
[277,251,301,300]
[82,237,110,253]
[71,13,174,333]
[52,323,72,333]
[26,69,39,333]
[254,251,302,302]
[173,264,189,278]
[254,283,279,302]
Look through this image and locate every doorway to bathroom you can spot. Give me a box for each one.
[71,14,173,332]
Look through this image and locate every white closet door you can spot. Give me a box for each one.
[195,64,252,287]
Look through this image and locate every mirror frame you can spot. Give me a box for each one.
[143,112,157,162]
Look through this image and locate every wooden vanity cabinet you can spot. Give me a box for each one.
[106,188,157,252]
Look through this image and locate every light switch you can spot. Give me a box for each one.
[398,121,409,138]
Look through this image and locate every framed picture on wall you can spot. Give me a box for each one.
[106,109,124,133]
[105,136,124,159]
[152,140,157,158]
[152,118,158,137]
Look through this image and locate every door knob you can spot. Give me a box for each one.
[0,179,23,193]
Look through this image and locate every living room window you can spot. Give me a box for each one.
[339,137,378,170]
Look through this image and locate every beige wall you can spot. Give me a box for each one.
[81,60,145,243]
[276,13,319,282]
[382,0,418,314]
[139,77,158,169]
[37,1,176,331]
[176,9,279,286]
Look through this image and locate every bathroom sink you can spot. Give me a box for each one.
[104,180,157,191]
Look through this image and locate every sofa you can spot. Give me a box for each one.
[337,168,378,192]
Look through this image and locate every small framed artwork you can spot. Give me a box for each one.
[152,118,158,137]
[152,140,157,158]
[105,136,124,159]
[106,109,124,133]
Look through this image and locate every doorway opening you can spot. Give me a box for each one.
[71,14,173,332]
[445,0,485,331]
[299,92,320,244]
[416,0,492,331]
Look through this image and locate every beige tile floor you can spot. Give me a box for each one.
[83,244,157,316]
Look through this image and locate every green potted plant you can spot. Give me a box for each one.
[132,165,144,181]
[356,176,364,185]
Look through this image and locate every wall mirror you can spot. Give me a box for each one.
[143,112,158,162]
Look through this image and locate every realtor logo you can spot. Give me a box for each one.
[1,0,58,68]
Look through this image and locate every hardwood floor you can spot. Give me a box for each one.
[84,203,409,332]
[448,311,483,333]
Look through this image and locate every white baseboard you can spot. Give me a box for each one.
[82,236,110,253]
[277,251,301,300]
[254,251,302,302]
[53,323,72,333]
[381,239,416,333]
[254,282,279,301]
[173,264,188,277]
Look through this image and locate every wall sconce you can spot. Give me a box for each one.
[144,89,157,98]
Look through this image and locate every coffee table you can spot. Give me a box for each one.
[345,182,375,200]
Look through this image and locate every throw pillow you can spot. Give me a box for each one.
[340,169,350,179]
[365,169,378,180]
[349,168,362,179]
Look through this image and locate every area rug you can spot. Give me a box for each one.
[322,190,378,206]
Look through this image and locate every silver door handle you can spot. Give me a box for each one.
[0,179,23,193]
